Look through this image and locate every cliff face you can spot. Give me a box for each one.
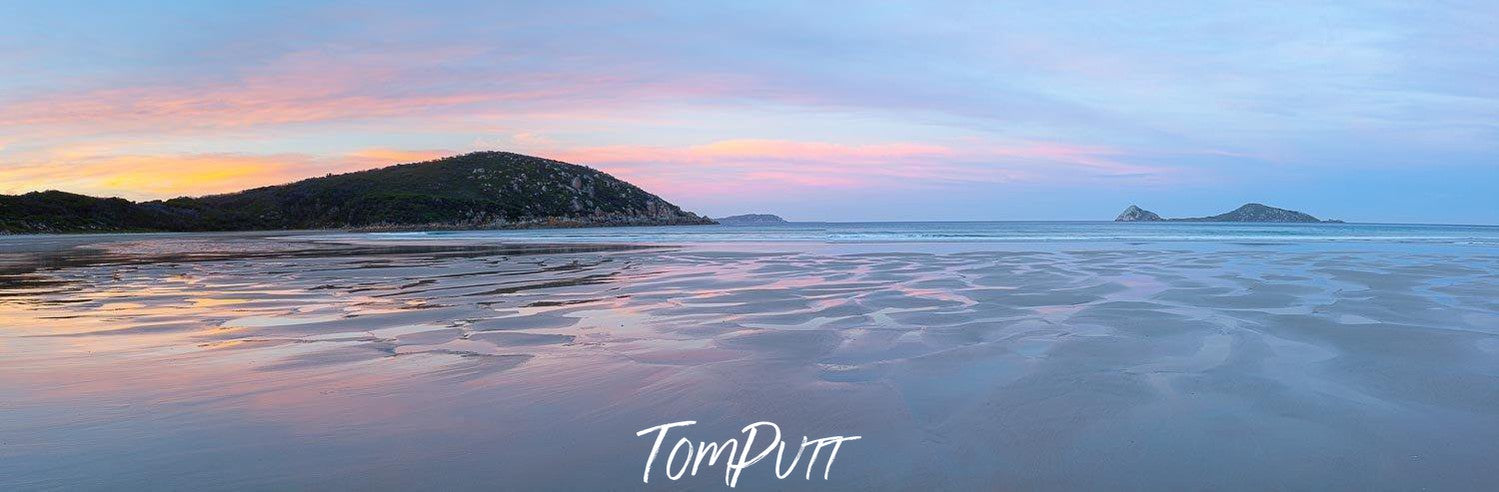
[1113,203,1338,223]
[0,151,714,233]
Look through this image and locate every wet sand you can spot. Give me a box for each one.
[2,234,1498,490]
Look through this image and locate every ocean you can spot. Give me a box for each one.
[339,221,1499,253]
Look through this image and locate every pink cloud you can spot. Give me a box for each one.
[0,134,1175,205]
[0,46,751,138]
[694,139,956,162]
[551,139,951,166]
[538,138,1173,200]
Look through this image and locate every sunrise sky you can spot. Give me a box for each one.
[4,1,1497,223]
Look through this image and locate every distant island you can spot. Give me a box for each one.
[0,151,714,234]
[1116,203,1342,223]
[715,214,788,225]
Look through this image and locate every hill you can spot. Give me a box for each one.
[1190,203,1331,222]
[1113,203,1341,223]
[0,151,713,233]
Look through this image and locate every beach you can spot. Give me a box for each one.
[3,226,1499,490]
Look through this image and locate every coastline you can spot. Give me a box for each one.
[0,216,718,237]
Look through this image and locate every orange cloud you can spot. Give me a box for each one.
[0,154,301,199]
[346,148,451,165]
[0,147,452,200]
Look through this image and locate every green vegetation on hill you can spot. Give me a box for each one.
[0,191,241,233]
[0,152,713,233]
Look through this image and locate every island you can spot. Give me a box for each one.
[0,151,715,233]
[1115,203,1343,223]
[1115,205,1163,222]
[715,214,788,225]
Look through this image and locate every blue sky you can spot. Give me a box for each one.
[2,1,1496,223]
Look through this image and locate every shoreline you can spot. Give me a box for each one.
[0,231,663,276]
[0,217,719,238]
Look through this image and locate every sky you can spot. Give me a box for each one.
[2,1,1497,224]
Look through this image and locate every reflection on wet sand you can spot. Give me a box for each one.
[2,237,1499,490]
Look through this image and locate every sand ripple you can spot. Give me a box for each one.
[2,240,1498,489]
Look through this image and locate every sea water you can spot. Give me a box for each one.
[327,222,1499,257]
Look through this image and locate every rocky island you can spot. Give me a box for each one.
[1115,203,1342,223]
[0,151,714,233]
[715,214,788,225]
[1115,205,1163,222]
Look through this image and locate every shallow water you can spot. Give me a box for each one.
[2,230,1499,490]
